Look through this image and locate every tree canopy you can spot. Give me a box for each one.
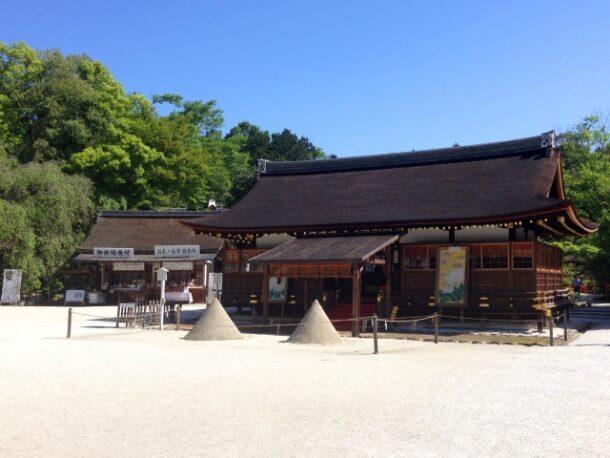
[0,41,328,294]
[555,115,610,288]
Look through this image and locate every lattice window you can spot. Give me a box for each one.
[404,246,430,269]
[481,244,508,269]
[513,242,533,269]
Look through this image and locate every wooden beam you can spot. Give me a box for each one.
[352,264,361,337]
[303,279,309,315]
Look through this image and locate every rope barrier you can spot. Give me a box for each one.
[438,314,543,324]
[71,311,119,319]
[384,315,435,324]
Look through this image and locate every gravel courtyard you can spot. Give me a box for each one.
[0,306,609,458]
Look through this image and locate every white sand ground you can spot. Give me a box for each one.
[0,306,609,458]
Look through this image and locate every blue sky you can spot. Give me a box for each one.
[2,0,609,156]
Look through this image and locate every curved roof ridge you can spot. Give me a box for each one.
[261,131,554,176]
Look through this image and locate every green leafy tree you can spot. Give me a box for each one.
[225,122,327,202]
[0,147,95,292]
[0,42,132,163]
[556,115,610,289]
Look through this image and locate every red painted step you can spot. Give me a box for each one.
[326,302,378,331]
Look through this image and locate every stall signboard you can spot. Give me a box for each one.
[163,261,194,271]
[154,245,199,257]
[94,247,134,259]
[113,262,145,271]
[1,269,22,304]
[65,290,85,305]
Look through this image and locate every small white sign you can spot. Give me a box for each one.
[163,261,194,271]
[207,272,223,305]
[112,262,145,271]
[65,289,85,305]
[94,247,134,259]
[156,267,169,282]
[154,245,199,257]
[1,269,22,304]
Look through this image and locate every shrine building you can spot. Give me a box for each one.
[182,131,597,336]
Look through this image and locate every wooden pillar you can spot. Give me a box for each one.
[509,227,517,241]
[352,264,362,337]
[384,246,392,317]
[303,279,309,315]
[262,264,270,323]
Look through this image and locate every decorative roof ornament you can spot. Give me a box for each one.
[257,159,269,175]
[540,131,555,148]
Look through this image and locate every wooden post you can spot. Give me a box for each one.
[67,307,73,339]
[352,265,361,337]
[262,264,270,323]
[373,314,379,354]
[384,245,392,317]
[115,303,121,328]
[548,314,554,347]
[303,279,308,316]
[434,312,439,344]
[563,312,568,341]
[176,304,182,331]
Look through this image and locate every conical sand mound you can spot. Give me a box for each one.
[185,298,243,341]
[287,300,342,345]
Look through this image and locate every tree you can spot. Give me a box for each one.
[555,115,610,289]
[225,122,327,202]
[0,148,95,292]
[0,42,132,163]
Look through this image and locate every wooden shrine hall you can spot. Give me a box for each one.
[183,131,598,336]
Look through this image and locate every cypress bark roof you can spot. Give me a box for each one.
[249,234,399,263]
[79,211,222,253]
[184,133,597,237]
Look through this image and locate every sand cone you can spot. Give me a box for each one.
[184,298,243,341]
[287,299,342,345]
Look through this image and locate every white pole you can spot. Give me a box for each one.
[203,262,209,304]
[160,279,166,330]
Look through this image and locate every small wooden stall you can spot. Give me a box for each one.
[73,211,222,304]
[248,234,398,336]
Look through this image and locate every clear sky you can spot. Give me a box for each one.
[2,0,609,157]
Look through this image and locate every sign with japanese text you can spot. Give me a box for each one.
[94,247,134,259]
[162,262,194,271]
[154,245,200,258]
[112,262,145,271]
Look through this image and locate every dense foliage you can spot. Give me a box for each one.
[555,115,610,289]
[0,147,95,291]
[0,41,327,294]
